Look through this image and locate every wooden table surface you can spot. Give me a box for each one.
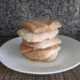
[0,37,80,80]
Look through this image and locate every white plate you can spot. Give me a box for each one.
[0,35,80,75]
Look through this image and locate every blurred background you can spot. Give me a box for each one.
[0,0,80,40]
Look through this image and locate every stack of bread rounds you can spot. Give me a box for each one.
[17,18,62,62]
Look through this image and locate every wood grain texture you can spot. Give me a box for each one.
[0,62,80,80]
[0,0,80,40]
[0,37,80,80]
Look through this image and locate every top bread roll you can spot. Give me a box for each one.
[21,17,61,33]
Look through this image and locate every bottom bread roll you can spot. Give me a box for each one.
[23,52,58,62]
[43,52,58,62]
[22,48,60,60]
[20,42,61,62]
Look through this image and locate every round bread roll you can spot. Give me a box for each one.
[17,29,59,42]
[20,18,61,33]
[20,42,60,60]
[23,51,58,62]
[23,37,61,49]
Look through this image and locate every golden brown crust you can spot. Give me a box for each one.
[21,20,49,33]
[20,42,59,53]
[23,51,58,62]
[20,42,60,60]
[17,29,59,42]
[36,17,61,28]
[42,52,58,62]
[23,37,61,49]
[21,18,61,33]
[20,42,33,53]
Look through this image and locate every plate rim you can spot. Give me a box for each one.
[0,35,80,75]
[0,56,80,75]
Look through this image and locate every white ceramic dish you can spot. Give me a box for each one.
[0,35,80,75]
